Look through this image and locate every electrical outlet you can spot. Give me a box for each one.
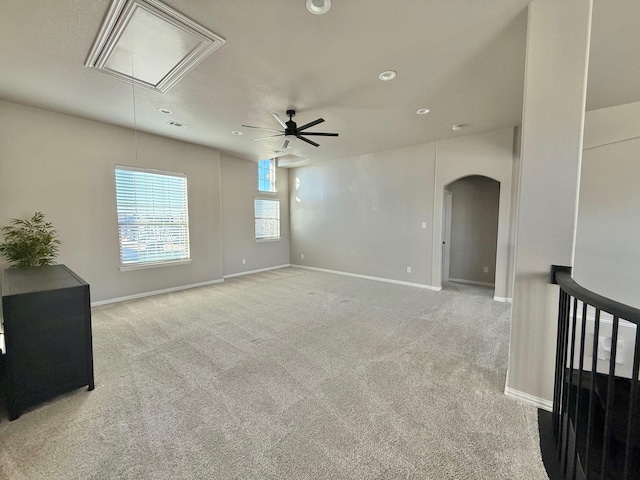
[301,253,304,260]
[483,266,489,273]
[242,258,246,265]
[406,266,412,273]
[421,222,427,229]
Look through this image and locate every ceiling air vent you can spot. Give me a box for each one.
[167,121,190,129]
[85,0,225,93]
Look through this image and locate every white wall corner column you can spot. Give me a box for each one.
[507,0,592,404]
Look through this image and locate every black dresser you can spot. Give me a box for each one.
[1,265,94,420]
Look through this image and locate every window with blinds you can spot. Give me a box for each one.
[115,166,190,269]
[254,198,280,240]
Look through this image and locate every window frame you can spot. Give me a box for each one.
[115,164,192,271]
[254,197,281,242]
[257,158,277,194]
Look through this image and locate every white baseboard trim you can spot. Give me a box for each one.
[291,264,440,291]
[504,386,553,412]
[223,264,290,279]
[493,296,513,303]
[91,279,224,307]
[449,278,495,288]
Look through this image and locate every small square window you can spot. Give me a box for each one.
[258,158,276,193]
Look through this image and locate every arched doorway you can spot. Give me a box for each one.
[442,175,500,294]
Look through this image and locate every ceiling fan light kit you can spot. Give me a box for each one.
[242,109,339,149]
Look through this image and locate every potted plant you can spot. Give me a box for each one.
[0,212,61,267]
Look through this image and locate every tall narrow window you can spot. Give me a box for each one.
[258,158,276,192]
[115,166,190,269]
[254,199,280,240]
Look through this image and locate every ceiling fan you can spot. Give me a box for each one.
[242,109,339,149]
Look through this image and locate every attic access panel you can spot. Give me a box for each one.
[85,0,225,93]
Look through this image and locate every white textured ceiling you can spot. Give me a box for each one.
[0,0,637,165]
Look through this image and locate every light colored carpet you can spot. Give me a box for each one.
[0,268,548,479]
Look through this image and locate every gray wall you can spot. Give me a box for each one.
[574,101,640,308]
[506,127,522,299]
[290,128,515,294]
[432,128,515,299]
[221,154,290,276]
[448,176,500,285]
[290,143,437,286]
[0,100,290,303]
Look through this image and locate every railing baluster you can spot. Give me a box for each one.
[559,292,572,459]
[601,316,620,480]
[623,326,640,479]
[555,289,570,437]
[564,297,579,476]
[573,301,588,480]
[585,308,601,476]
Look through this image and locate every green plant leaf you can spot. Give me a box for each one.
[0,212,61,267]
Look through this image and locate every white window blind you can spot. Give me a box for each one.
[254,198,280,240]
[258,158,276,192]
[115,166,190,268]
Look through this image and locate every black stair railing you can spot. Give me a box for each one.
[551,265,640,479]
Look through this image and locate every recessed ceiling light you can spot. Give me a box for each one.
[158,108,173,115]
[306,0,331,15]
[378,70,397,81]
[417,108,430,115]
[452,124,465,131]
[232,130,243,135]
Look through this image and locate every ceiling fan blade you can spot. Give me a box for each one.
[297,118,325,131]
[298,132,339,137]
[251,134,284,142]
[272,113,287,129]
[296,135,320,147]
[241,125,283,133]
[282,139,290,149]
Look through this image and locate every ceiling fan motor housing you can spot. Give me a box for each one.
[285,124,297,136]
[285,110,297,135]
